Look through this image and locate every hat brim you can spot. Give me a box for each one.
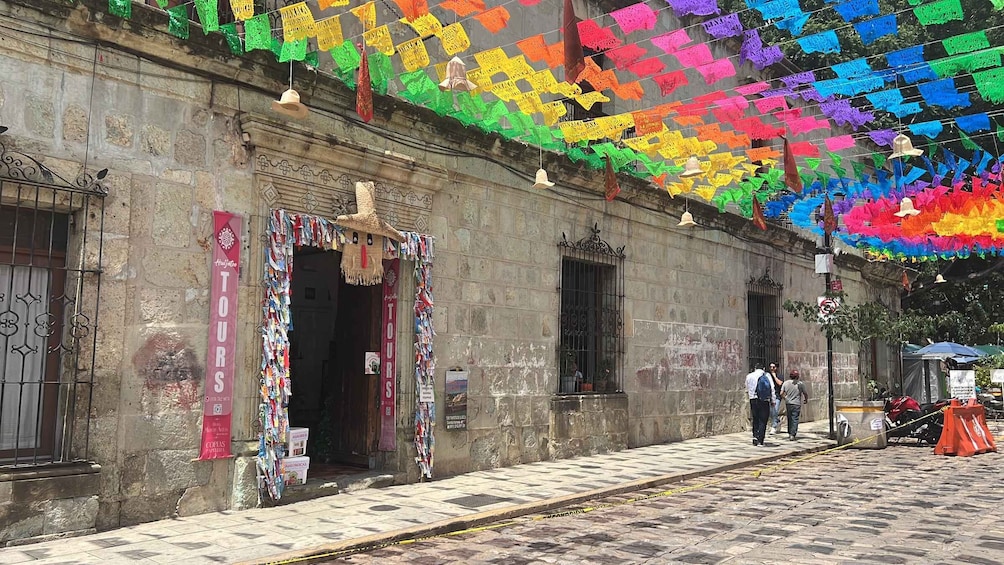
[677,220,696,227]
[271,100,309,120]
[890,149,923,158]
[439,78,479,92]
[679,170,704,178]
[893,209,921,217]
[532,180,555,189]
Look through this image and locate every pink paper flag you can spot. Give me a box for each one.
[735,82,770,96]
[824,134,856,151]
[773,108,802,122]
[651,29,692,54]
[672,43,713,68]
[753,96,787,114]
[695,58,735,84]
[610,2,657,35]
[627,57,665,78]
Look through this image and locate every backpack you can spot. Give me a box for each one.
[755,373,773,401]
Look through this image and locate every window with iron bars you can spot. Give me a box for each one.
[0,132,106,468]
[557,225,624,395]
[746,270,783,373]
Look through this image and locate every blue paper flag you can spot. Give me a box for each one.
[775,13,810,35]
[904,166,926,185]
[853,14,897,45]
[918,78,971,110]
[797,30,841,54]
[865,89,902,111]
[975,151,994,175]
[756,0,804,21]
[885,46,937,83]
[901,64,937,84]
[834,0,879,22]
[890,103,922,118]
[832,58,872,78]
[908,120,943,139]
[953,158,971,185]
[955,113,991,133]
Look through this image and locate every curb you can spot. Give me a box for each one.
[245,439,835,565]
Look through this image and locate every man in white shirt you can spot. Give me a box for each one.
[745,362,771,446]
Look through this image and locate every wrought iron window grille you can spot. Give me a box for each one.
[0,126,107,468]
[747,268,783,374]
[557,224,625,395]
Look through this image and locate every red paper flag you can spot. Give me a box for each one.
[783,136,802,192]
[604,155,620,202]
[823,195,837,236]
[356,44,373,123]
[752,195,767,230]
[563,0,585,83]
[393,0,428,21]
[901,271,912,292]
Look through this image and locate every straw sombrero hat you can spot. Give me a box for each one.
[271,89,309,120]
[336,181,404,242]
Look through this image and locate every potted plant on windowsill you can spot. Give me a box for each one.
[596,358,615,393]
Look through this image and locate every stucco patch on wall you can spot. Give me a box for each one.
[632,320,745,391]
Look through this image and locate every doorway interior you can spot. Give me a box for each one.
[288,246,382,479]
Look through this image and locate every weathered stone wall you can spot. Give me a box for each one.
[0,465,100,544]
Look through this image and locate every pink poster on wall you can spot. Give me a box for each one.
[199,211,242,460]
[379,259,400,451]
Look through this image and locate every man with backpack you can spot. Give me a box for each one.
[745,362,773,446]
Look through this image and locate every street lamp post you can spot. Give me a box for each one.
[823,229,836,440]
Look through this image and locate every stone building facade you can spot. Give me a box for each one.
[0,0,902,545]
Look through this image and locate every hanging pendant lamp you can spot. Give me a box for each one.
[680,156,705,178]
[889,133,923,159]
[438,57,478,92]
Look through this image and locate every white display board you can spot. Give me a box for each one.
[949,370,977,399]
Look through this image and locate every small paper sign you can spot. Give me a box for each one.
[419,382,435,403]
[364,352,380,374]
[992,369,1004,384]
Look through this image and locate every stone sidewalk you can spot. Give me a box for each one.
[2,422,833,565]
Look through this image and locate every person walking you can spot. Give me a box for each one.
[781,369,809,440]
[767,362,784,435]
[745,363,772,446]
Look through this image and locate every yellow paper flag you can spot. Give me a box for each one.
[541,101,567,126]
[474,48,508,77]
[315,16,344,51]
[403,13,442,38]
[502,55,534,81]
[526,69,558,93]
[440,23,471,56]
[318,0,349,8]
[489,78,522,102]
[514,91,543,115]
[571,91,609,111]
[466,67,493,92]
[363,25,394,56]
[230,0,253,21]
[350,1,376,31]
[694,185,717,202]
[397,38,430,72]
[279,2,317,42]
[550,81,582,98]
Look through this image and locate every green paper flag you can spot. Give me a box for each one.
[167,5,190,40]
[815,172,830,187]
[805,157,821,170]
[305,51,319,68]
[398,70,436,105]
[481,101,508,129]
[331,41,361,87]
[194,0,219,34]
[427,90,456,117]
[943,31,988,56]
[831,164,847,179]
[456,92,486,118]
[799,172,814,188]
[244,15,272,52]
[368,53,393,96]
[913,0,963,26]
[270,38,283,61]
[931,51,1000,79]
[871,152,886,170]
[960,131,982,151]
[279,39,307,62]
[851,160,866,179]
[996,219,1004,233]
[997,123,1004,142]
[826,151,842,167]
[220,23,243,55]
[566,147,588,163]
[109,0,131,18]
[973,67,1004,104]
[992,0,1004,9]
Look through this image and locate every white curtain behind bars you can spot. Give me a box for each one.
[0,265,51,451]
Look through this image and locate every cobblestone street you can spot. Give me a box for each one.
[326,445,1004,565]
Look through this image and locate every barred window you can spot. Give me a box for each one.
[747,270,783,372]
[557,225,624,395]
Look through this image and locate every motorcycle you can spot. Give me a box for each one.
[977,386,1004,419]
[884,395,946,444]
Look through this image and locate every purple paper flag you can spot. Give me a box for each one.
[867,129,897,147]
[782,71,815,88]
[749,45,784,69]
[702,13,743,39]
[666,0,721,17]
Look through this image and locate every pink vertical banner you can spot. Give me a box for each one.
[198,211,242,460]
[379,259,400,451]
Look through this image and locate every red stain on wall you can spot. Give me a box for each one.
[132,333,204,409]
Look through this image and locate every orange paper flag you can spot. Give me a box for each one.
[439,0,485,17]
[474,6,510,33]
[563,0,585,83]
[783,136,802,192]
[604,155,620,202]
[393,0,428,21]
[901,271,912,291]
[752,195,767,230]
